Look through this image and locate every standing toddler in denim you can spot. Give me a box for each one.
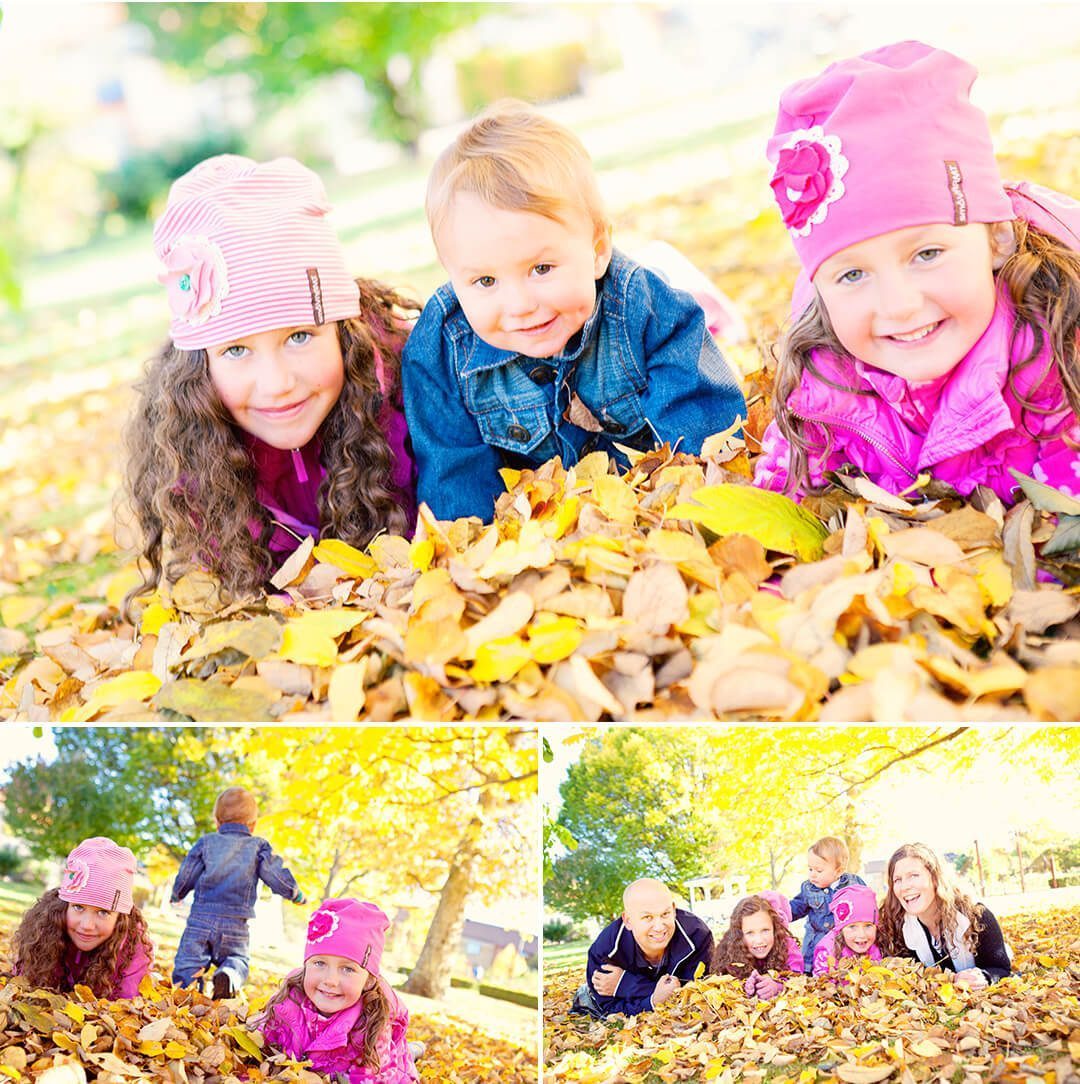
[172,786,306,997]
[402,99,747,522]
[788,835,866,973]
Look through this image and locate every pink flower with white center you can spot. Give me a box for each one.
[770,126,849,236]
[307,908,340,944]
[62,857,91,893]
[157,235,230,326]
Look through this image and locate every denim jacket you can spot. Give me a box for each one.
[789,872,866,969]
[171,822,302,919]
[402,248,747,522]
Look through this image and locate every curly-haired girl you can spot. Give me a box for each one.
[10,838,154,999]
[710,895,802,1000]
[879,842,1011,989]
[123,155,417,609]
[755,41,1080,503]
[254,898,421,1083]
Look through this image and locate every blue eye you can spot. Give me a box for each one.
[914,247,944,263]
[838,268,864,285]
[289,330,312,345]
[222,344,247,359]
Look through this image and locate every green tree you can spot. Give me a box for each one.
[546,728,724,922]
[2,728,246,861]
[127,3,485,153]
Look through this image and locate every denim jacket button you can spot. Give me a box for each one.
[528,366,556,384]
[507,424,530,442]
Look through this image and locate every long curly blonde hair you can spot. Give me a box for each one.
[710,896,795,977]
[10,887,154,998]
[770,219,1080,495]
[878,842,984,957]
[255,966,392,1072]
[121,278,418,612]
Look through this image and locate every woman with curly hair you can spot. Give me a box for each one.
[123,154,417,611]
[10,838,154,999]
[879,843,1011,989]
[710,895,802,1000]
[253,898,421,1083]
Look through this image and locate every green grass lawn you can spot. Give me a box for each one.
[544,937,589,974]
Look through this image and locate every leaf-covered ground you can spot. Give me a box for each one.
[0,951,537,1083]
[3,133,1080,723]
[542,905,1080,1083]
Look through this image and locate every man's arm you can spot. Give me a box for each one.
[585,939,661,1016]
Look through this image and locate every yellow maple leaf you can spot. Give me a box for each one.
[277,610,369,667]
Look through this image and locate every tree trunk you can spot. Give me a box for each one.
[402,790,494,998]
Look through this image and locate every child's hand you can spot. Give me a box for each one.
[953,967,988,990]
[652,974,682,1006]
[756,974,784,998]
[743,970,760,997]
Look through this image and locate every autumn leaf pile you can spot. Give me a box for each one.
[3,429,1079,722]
[543,904,1080,1083]
[0,969,536,1084]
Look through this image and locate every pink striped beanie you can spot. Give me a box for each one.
[153,155,361,350]
[58,837,137,914]
[768,41,1014,279]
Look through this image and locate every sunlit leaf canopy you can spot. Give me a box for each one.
[543,725,1080,922]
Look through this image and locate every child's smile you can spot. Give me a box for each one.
[435,191,612,359]
[304,954,369,1015]
[814,222,1004,384]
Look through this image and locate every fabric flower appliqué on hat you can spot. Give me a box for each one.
[308,908,341,944]
[158,235,230,327]
[770,126,849,236]
[62,856,91,893]
[834,899,853,923]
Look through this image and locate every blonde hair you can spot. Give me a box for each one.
[425,99,610,246]
[810,836,849,870]
[214,786,258,829]
[879,842,984,956]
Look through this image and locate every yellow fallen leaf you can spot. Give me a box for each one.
[527,614,583,664]
[139,601,179,637]
[277,610,369,667]
[0,595,48,628]
[66,671,163,723]
[312,538,377,579]
[668,484,827,561]
[470,635,533,683]
[328,662,367,722]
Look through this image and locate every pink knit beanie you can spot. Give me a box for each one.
[829,884,878,931]
[153,155,361,350]
[768,40,1015,279]
[758,890,793,926]
[57,837,137,915]
[305,898,389,975]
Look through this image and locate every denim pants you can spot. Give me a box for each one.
[172,910,251,988]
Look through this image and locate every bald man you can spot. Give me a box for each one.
[571,878,714,1018]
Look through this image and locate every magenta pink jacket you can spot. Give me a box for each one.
[65,938,151,999]
[259,978,418,1084]
[812,929,882,976]
[247,398,416,569]
[756,183,1080,503]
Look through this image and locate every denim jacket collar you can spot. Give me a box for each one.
[219,822,253,836]
[457,258,615,377]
